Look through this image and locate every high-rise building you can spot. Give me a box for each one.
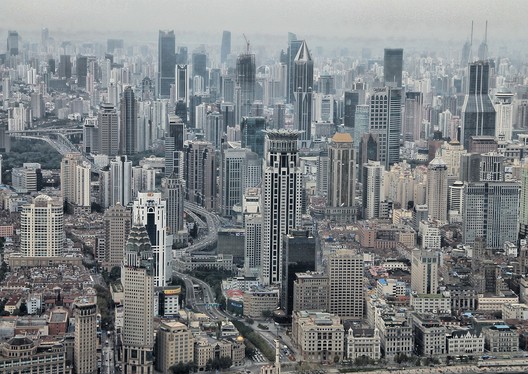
[184,141,217,211]
[20,195,64,257]
[404,92,424,142]
[110,155,133,207]
[327,249,364,319]
[98,103,119,156]
[411,249,439,294]
[192,52,207,92]
[165,114,185,178]
[343,91,359,133]
[102,203,131,271]
[176,65,189,105]
[119,86,138,155]
[426,158,448,222]
[479,152,504,181]
[281,230,316,316]
[204,111,224,148]
[369,87,402,169]
[353,105,370,149]
[463,181,520,249]
[60,153,91,209]
[155,321,193,374]
[133,192,171,287]
[362,160,384,219]
[384,48,403,88]
[59,55,72,79]
[158,30,176,98]
[236,52,256,120]
[293,41,314,141]
[287,38,303,104]
[520,164,528,239]
[221,31,231,64]
[122,222,155,374]
[327,133,356,223]
[7,30,19,56]
[494,88,514,141]
[76,55,88,88]
[73,300,97,374]
[163,172,185,236]
[241,116,266,159]
[461,61,496,149]
[261,130,302,285]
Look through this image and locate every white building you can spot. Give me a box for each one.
[110,155,133,207]
[446,329,484,355]
[346,328,381,361]
[362,160,384,219]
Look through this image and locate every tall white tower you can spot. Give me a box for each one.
[494,88,514,142]
[362,160,384,219]
[110,155,133,206]
[261,130,302,286]
[132,192,171,287]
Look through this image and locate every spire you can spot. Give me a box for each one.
[294,40,312,62]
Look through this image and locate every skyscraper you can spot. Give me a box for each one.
[426,158,448,222]
[73,300,97,374]
[122,222,155,374]
[184,141,217,210]
[176,64,189,105]
[241,116,266,159]
[369,87,402,169]
[221,30,231,64]
[494,88,514,141]
[158,30,176,98]
[59,55,72,79]
[343,91,359,133]
[362,160,384,219]
[261,130,302,285]
[192,51,207,92]
[327,133,356,223]
[163,172,185,237]
[7,30,19,56]
[102,203,131,271]
[76,55,88,88]
[327,249,364,319]
[98,103,119,156]
[119,86,138,155]
[383,48,403,88]
[20,195,64,257]
[519,164,528,240]
[461,61,496,149]
[403,91,424,142]
[60,153,91,209]
[236,52,256,120]
[293,41,314,142]
[110,155,133,207]
[133,192,171,287]
[164,114,185,178]
[411,249,439,294]
[287,39,303,104]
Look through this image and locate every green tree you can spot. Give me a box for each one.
[262,310,273,319]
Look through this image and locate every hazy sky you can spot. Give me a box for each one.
[1,0,526,47]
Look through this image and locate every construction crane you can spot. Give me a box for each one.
[243,33,250,54]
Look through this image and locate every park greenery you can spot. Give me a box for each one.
[230,319,275,362]
[187,267,234,309]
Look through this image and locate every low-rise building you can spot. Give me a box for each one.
[243,288,279,319]
[483,324,519,353]
[377,313,413,359]
[376,278,407,298]
[501,303,528,320]
[477,294,519,311]
[292,311,344,363]
[346,328,381,361]
[411,314,447,356]
[410,293,451,315]
[446,329,484,355]
[293,272,328,312]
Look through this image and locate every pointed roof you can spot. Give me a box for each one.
[294,40,312,62]
[125,224,152,254]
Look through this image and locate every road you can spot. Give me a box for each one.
[100,330,116,374]
[182,201,221,253]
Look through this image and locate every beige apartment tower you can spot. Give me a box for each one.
[74,300,97,374]
[155,321,193,373]
[102,203,131,270]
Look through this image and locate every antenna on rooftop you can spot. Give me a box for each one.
[243,34,250,54]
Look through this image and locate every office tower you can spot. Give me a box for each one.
[222,75,235,103]
[327,249,364,319]
[327,133,356,223]
[176,46,188,65]
[236,52,256,119]
[221,148,261,217]
[241,117,266,159]
[343,91,359,133]
[107,38,124,53]
[404,92,424,142]
[460,153,481,183]
[158,30,176,98]
[184,141,217,210]
[73,300,97,374]
[122,222,155,374]
[165,114,185,178]
[76,56,88,88]
[244,205,262,274]
[281,230,316,316]
[293,41,314,141]
[7,30,19,56]
[426,158,448,222]
[354,105,369,149]
[132,166,155,198]
[461,61,496,149]
[411,249,439,294]
[287,39,303,103]
[101,203,131,271]
[133,192,171,287]
[463,181,520,249]
[369,87,402,169]
[317,150,329,196]
[20,195,64,257]
[293,272,328,313]
[272,103,285,129]
[31,92,45,119]
[204,111,224,148]
[494,88,514,141]
[192,51,207,91]
[384,48,403,88]
[98,103,119,156]
[221,102,235,127]
[110,155,133,207]
[312,93,334,123]
[448,181,464,219]
[176,65,189,105]
[362,160,384,219]
[479,152,504,181]
[156,321,193,374]
[163,172,185,237]
[478,21,489,61]
[119,86,138,155]
[520,164,528,239]
[59,55,72,79]
[221,30,231,64]
[261,130,302,285]
[318,75,335,95]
